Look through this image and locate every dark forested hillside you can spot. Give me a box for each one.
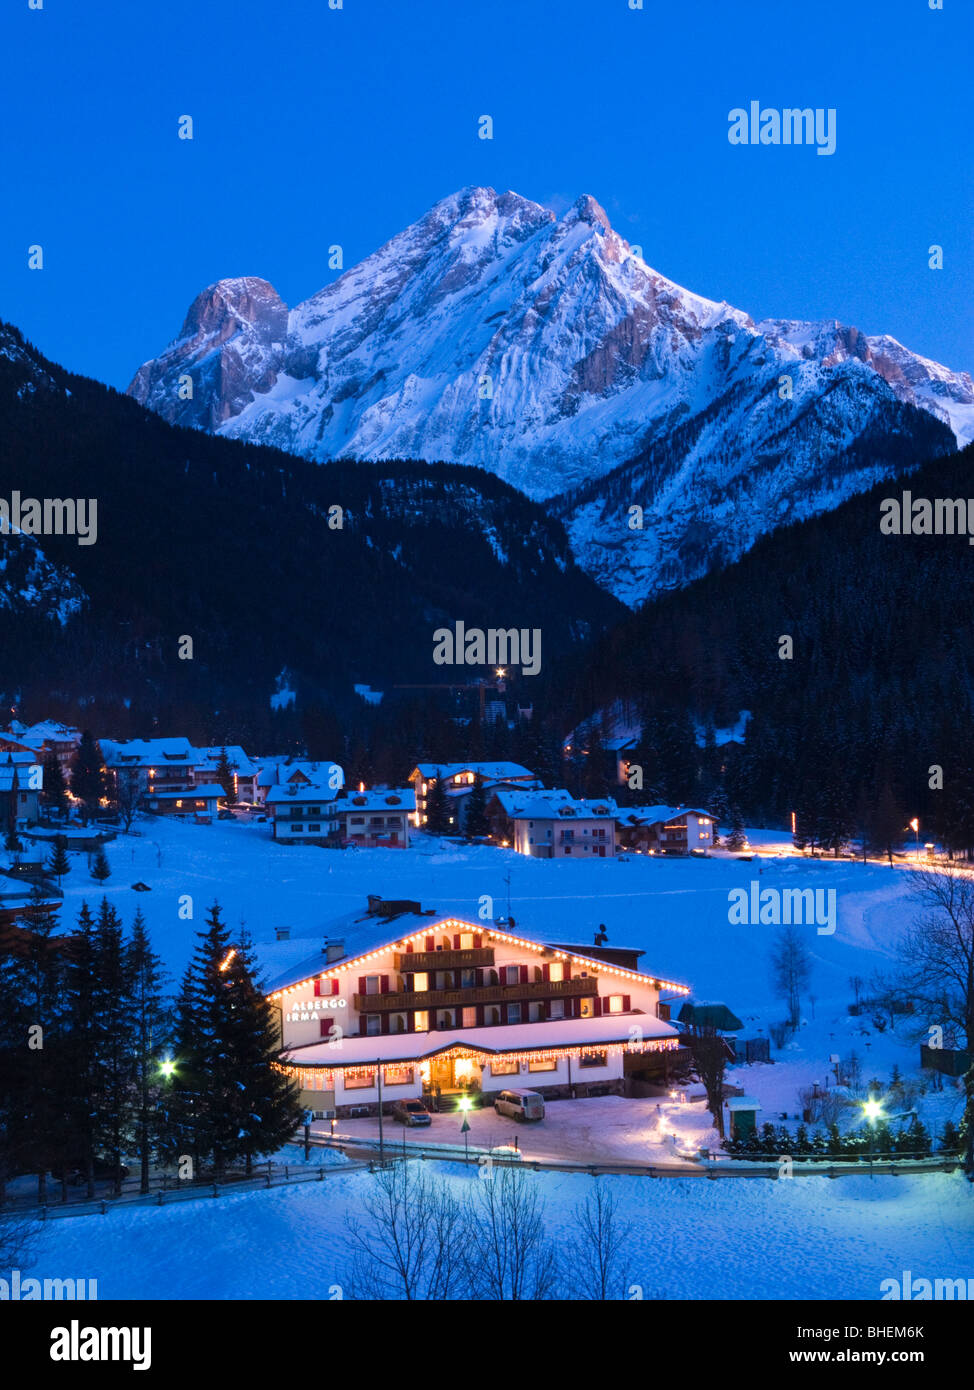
[0,321,623,735]
[570,440,974,851]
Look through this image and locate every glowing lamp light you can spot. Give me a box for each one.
[458,1096,472,1111]
[159,1058,177,1079]
[909,818,919,833]
[862,1098,884,1122]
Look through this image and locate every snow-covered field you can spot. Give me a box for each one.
[17,815,973,1300]
[22,1163,973,1301]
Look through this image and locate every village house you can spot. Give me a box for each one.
[144,785,224,821]
[408,762,536,829]
[332,789,416,848]
[100,738,201,796]
[193,746,260,802]
[1,721,80,776]
[267,783,340,845]
[265,896,689,1117]
[486,788,618,858]
[255,759,344,807]
[616,806,715,855]
[0,755,42,833]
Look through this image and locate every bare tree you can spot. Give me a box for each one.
[466,1165,557,1300]
[770,925,812,1028]
[0,1212,40,1272]
[561,1178,634,1300]
[887,864,974,1177]
[688,1028,728,1138]
[114,768,142,833]
[343,1162,467,1300]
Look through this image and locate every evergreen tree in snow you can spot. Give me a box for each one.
[47,834,70,887]
[90,845,111,882]
[127,910,170,1195]
[40,750,69,818]
[724,806,747,852]
[464,773,489,839]
[213,746,237,802]
[91,899,136,1196]
[70,731,106,825]
[424,770,451,835]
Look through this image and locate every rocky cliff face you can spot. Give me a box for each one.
[127,187,972,601]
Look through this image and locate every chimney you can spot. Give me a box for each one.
[325,938,345,963]
[275,926,290,942]
[366,894,383,915]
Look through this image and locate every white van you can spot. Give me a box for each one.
[493,1088,545,1121]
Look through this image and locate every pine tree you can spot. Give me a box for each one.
[464,774,489,839]
[128,910,169,1195]
[90,845,111,882]
[170,904,300,1179]
[60,902,99,1198]
[725,806,747,852]
[4,886,70,1199]
[91,899,136,1196]
[214,746,237,802]
[47,834,71,887]
[424,770,451,835]
[70,731,106,825]
[4,826,22,853]
[939,1119,961,1155]
[40,750,69,818]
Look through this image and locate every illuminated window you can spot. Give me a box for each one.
[549,962,564,983]
[412,972,429,992]
[383,1065,414,1086]
[459,933,474,949]
[490,1059,518,1076]
[606,995,624,1014]
[414,1010,429,1032]
[579,1050,607,1069]
[580,998,596,1018]
[528,1058,557,1072]
[343,1068,376,1090]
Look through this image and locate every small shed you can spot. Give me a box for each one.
[678,1001,744,1031]
[727,1095,761,1141]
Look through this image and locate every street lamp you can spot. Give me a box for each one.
[862,1097,884,1125]
[459,1096,472,1163]
[909,818,920,861]
[158,1057,177,1080]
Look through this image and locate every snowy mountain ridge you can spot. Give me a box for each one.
[128,186,971,602]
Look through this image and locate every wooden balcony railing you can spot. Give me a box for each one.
[354,976,592,1013]
[392,948,495,971]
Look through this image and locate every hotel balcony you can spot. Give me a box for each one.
[354,975,591,1012]
[392,947,495,971]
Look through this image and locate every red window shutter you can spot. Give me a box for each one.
[425,935,435,951]
[380,1013,390,1034]
[593,997,602,1017]
[313,978,322,997]
[319,1019,334,1038]
[358,976,367,994]
[519,964,529,984]
[542,964,550,982]
[473,934,482,947]
[476,1005,484,1026]
[331,978,339,995]
[453,934,461,949]
[380,975,390,994]
[622,994,631,1011]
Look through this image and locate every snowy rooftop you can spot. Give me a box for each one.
[283,1012,678,1067]
[257,760,344,789]
[335,789,416,814]
[620,805,712,826]
[146,784,224,801]
[413,761,535,781]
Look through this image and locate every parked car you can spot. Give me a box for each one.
[391,1099,432,1126]
[493,1088,545,1122]
[51,1157,131,1186]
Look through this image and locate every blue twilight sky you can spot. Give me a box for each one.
[1,0,971,390]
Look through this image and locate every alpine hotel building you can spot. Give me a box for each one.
[267,897,689,1117]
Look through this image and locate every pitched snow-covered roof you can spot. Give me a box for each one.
[282,1012,679,1068]
[412,761,534,781]
[621,805,712,827]
[501,791,618,820]
[101,737,197,767]
[257,760,344,790]
[262,907,690,999]
[265,785,339,806]
[335,789,415,814]
[195,746,259,777]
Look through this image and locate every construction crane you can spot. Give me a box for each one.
[393,672,507,723]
